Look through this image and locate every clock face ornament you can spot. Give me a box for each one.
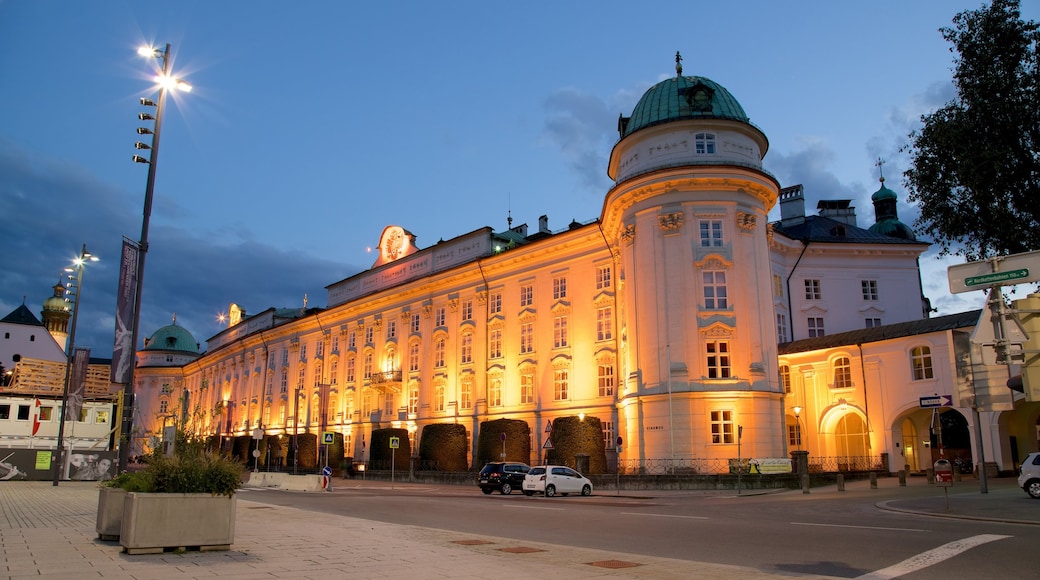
[379,225,411,263]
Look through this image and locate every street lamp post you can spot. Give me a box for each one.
[52,244,98,486]
[793,406,802,451]
[117,44,190,472]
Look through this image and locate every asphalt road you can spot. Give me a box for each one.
[238,477,1040,579]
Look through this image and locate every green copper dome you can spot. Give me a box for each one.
[871,183,898,202]
[622,75,750,137]
[143,323,199,353]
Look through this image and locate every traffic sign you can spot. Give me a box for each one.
[322,465,332,476]
[544,420,552,433]
[389,436,400,449]
[947,249,1040,294]
[322,432,334,444]
[919,395,953,408]
[542,437,554,449]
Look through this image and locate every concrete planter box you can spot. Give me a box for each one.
[95,487,127,541]
[119,492,237,554]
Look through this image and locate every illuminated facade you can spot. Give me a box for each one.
[129,61,956,470]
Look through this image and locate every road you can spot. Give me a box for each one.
[238,477,1039,579]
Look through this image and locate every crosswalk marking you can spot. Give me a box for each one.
[856,534,1011,580]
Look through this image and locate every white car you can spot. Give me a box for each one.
[523,465,593,497]
[1018,451,1040,499]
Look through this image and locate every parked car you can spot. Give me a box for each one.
[523,465,593,497]
[477,462,530,495]
[1018,451,1040,499]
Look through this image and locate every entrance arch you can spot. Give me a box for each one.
[900,418,920,472]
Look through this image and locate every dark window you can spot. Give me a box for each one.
[0,404,10,419]
[17,405,30,420]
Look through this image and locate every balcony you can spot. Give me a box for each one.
[369,370,403,393]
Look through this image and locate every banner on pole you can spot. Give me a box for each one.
[110,238,139,385]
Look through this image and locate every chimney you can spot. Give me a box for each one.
[779,184,806,226]
[817,200,857,227]
[538,215,550,234]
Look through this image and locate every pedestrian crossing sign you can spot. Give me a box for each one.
[322,432,334,444]
[542,438,554,449]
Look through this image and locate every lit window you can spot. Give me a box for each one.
[779,364,791,393]
[461,332,473,364]
[596,265,612,289]
[408,384,419,414]
[435,307,446,327]
[520,322,534,354]
[348,332,356,350]
[520,285,534,307]
[777,313,788,343]
[598,364,614,397]
[710,410,734,444]
[911,346,934,380]
[461,301,473,321]
[833,357,852,388]
[386,320,396,339]
[596,306,613,341]
[703,271,728,309]
[435,384,445,412]
[788,421,802,448]
[773,274,784,298]
[520,372,534,404]
[553,276,567,300]
[706,341,731,379]
[434,338,446,368]
[409,342,420,372]
[488,378,501,407]
[553,316,568,348]
[554,369,569,401]
[411,313,421,334]
[699,220,723,247]
[489,328,502,359]
[280,369,288,393]
[461,377,473,410]
[363,353,372,379]
[365,326,373,344]
[490,292,502,314]
[345,357,355,383]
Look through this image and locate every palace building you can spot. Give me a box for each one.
[126,55,1004,475]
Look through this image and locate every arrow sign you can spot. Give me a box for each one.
[919,395,953,408]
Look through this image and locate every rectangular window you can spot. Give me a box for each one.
[553,276,567,300]
[808,317,825,338]
[865,318,882,328]
[461,333,473,364]
[409,385,419,414]
[434,338,446,367]
[365,326,374,344]
[346,358,355,383]
[489,328,502,359]
[804,279,821,300]
[695,132,716,154]
[17,405,30,421]
[703,271,728,309]
[553,316,568,348]
[520,373,534,404]
[598,364,615,397]
[553,369,569,401]
[773,274,784,298]
[602,421,615,448]
[0,404,9,420]
[706,341,731,379]
[779,365,791,393]
[788,423,802,448]
[39,406,53,421]
[363,354,372,379]
[833,357,853,389]
[699,219,724,247]
[411,313,421,334]
[386,320,396,339]
[348,332,356,350]
[861,280,879,301]
[330,359,339,385]
[435,385,445,412]
[596,306,613,341]
[384,392,395,416]
[490,292,502,315]
[281,369,289,393]
[300,344,307,360]
[911,347,934,380]
[282,349,290,365]
[409,342,420,372]
[596,265,612,290]
[520,322,534,354]
[435,307,446,327]
[461,379,472,410]
[488,378,502,407]
[461,300,473,321]
[520,285,534,307]
[776,313,788,343]
[710,410,734,444]
[315,341,324,358]
[332,335,339,352]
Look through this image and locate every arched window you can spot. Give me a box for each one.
[833,357,852,389]
[910,346,933,380]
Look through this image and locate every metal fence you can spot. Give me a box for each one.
[616,455,885,476]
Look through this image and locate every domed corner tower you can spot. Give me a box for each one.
[139,320,202,368]
[41,280,71,351]
[602,54,785,463]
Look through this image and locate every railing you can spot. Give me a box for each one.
[617,455,885,475]
[369,370,402,385]
[807,455,885,473]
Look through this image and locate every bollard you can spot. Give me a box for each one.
[898,470,907,486]
[836,473,845,491]
[870,471,877,489]
[801,473,810,494]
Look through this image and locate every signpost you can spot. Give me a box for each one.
[947,249,1040,294]
[389,436,399,488]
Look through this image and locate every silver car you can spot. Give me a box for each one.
[523,465,593,497]
[1018,451,1040,499]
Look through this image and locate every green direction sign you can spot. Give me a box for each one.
[965,268,1029,287]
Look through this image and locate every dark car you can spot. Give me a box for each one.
[477,461,530,495]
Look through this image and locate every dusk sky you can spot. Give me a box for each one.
[3,1,1036,359]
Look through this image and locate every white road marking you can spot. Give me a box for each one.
[503,504,564,511]
[856,534,1012,580]
[792,521,928,533]
[621,512,709,519]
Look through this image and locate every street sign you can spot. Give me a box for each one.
[919,395,953,408]
[542,438,554,449]
[947,249,1040,294]
[251,428,263,440]
[389,436,400,449]
[322,432,334,444]
[544,420,552,433]
[322,465,332,476]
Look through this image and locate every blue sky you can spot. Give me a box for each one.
[3,1,1035,358]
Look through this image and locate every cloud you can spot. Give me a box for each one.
[541,87,618,192]
[0,140,360,358]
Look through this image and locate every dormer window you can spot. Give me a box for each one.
[695,132,716,154]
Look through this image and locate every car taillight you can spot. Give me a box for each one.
[491,473,500,479]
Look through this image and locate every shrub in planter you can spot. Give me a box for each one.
[419,423,468,471]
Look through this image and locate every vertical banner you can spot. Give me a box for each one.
[111,239,139,385]
[66,348,90,421]
[319,382,330,433]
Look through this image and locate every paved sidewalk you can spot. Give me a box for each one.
[1,481,841,580]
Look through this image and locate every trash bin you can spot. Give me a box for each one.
[934,459,953,487]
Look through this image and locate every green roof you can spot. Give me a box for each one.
[623,75,750,137]
[143,324,199,353]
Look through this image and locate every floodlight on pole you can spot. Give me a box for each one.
[117,42,189,472]
[52,244,98,486]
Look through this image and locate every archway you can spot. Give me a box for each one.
[932,409,972,471]
[834,412,868,469]
[900,418,920,472]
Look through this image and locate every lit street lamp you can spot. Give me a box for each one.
[117,43,191,472]
[793,406,802,451]
[52,244,99,486]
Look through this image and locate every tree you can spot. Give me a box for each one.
[903,0,1040,260]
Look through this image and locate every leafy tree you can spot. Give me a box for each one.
[903,0,1040,260]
